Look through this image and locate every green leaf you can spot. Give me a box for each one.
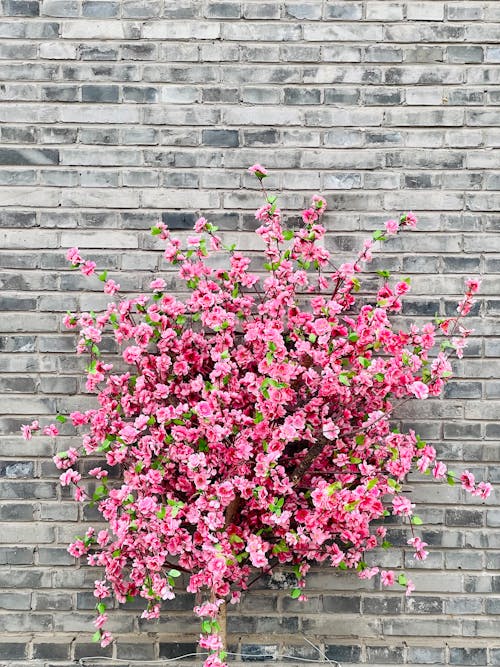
[366,479,377,490]
[86,359,97,375]
[411,515,423,525]
[98,271,107,282]
[338,372,351,386]
[372,229,386,242]
[381,540,392,549]
[96,602,106,614]
[358,356,371,368]
[151,225,162,235]
[376,269,391,278]
[397,574,407,586]
[387,479,401,491]
[283,229,294,241]
[56,414,67,424]
[202,620,212,633]
[92,630,102,643]
[290,588,301,599]
[168,569,181,578]
[254,411,264,424]
[446,473,456,486]
[374,373,385,382]
[348,332,359,342]
[156,506,166,520]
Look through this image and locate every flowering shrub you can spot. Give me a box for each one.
[23,166,489,667]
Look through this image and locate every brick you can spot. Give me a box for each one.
[82,1,119,17]
[325,3,363,20]
[448,45,484,63]
[450,647,487,664]
[1,0,39,15]
[366,2,404,21]
[40,0,78,16]
[82,85,120,103]
[325,645,362,663]
[366,645,404,663]
[285,3,321,20]
[0,643,26,659]
[407,646,445,664]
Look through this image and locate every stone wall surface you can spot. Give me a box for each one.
[0,0,499,665]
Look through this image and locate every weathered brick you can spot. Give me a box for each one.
[450,647,487,665]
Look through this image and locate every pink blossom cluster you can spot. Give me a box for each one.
[22,166,488,667]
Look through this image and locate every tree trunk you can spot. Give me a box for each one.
[218,599,227,654]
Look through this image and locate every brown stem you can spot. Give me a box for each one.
[218,600,227,654]
[290,437,328,485]
[224,495,241,529]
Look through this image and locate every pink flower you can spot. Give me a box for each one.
[100,631,113,648]
[408,536,428,561]
[460,470,475,493]
[395,281,410,296]
[312,194,327,210]
[322,420,339,441]
[392,495,414,516]
[104,279,120,295]
[66,247,82,265]
[150,278,166,292]
[59,469,81,486]
[94,613,108,629]
[123,346,142,364]
[401,211,417,228]
[97,530,109,546]
[42,424,59,437]
[465,277,481,294]
[432,461,447,480]
[405,579,416,596]
[63,313,77,329]
[302,208,318,225]
[248,163,268,179]
[199,633,223,651]
[21,424,32,440]
[89,467,108,480]
[80,260,96,276]
[358,566,379,580]
[194,217,208,233]
[384,219,399,235]
[408,381,429,400]
[381,570,395,586]
[196,401,213,419]
[474,481,492,500]
[68,539,86,558]
[94,580,110,598]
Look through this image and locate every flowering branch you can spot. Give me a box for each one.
[22,166,490,667]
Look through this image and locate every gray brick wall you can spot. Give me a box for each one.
[0,1,499,665]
